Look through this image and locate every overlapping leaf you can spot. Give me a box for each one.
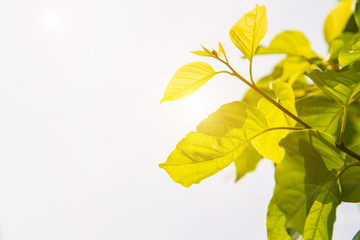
[247,80,297,163]
[159,101,264,187]
[296,94,342,136]
[330,33,356,61]
[161,61,216,102]
[256,31,318,59]
[267,199,292,240]
[339,41,360,67]
[273,130,344,238]
[340,145,360,202]
[306,69,360,106]
[230,4,268,61]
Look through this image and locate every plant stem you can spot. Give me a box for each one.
[339,106,348,145]
[249,60,255,85]
[215,56,311,129]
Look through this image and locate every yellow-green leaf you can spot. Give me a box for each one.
[339,41,360,67]
[247,80,297,163]
[229,4,268,61]
[280,57,310,85]
[218,42,226,58]
[324,0,352,44]
[234,143,262,181]
[256,31,318,59]
[191,50,212,57]
[161,62,216,102]
[159,131,247,187]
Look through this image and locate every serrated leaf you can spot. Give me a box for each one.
[324,0,352,44]
[340,145,360,202]
[307,69,360,106]
[273,130,344,236]
[229,4,268,61]
[161,62,216,102]
[296,94,342,136]
[339,41,360,67]
[267,199,292,240]
[256,31,318,59]
[248,80,297,163]
[191,50,212,57]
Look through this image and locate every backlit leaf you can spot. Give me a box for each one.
[273,130,344,236]
[249,80,297,163]
[230,4,268,61]
[256,31,318,59]
[191,50,212,57]
[234,143,262,181]
[280,57,310,85]
[306,69,360,106]
[339,41,360,67]
[267,199,292,240]
[329,32,356,61]
[324,0,352,44]
[296,94,342,136]
[161,62,216,102]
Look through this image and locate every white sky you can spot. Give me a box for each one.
[0,0,358,239]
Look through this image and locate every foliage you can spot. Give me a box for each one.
[160,2,360,239]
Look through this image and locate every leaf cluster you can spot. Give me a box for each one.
[160,2,360,239]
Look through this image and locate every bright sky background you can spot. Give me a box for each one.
[0,0,359,239]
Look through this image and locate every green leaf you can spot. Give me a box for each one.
[329,32,356,61]
[256,31,318,59]
[306,69,360,106]
[356,0,360,27]
[161,62,216,102]
[302,188,340,240]
[242,75,274,107]
[191,50,212,57]
[339,41,360,67]
[229,4,268,61]
[248,80,297,163]
[296,94,342,136]
[273,130,344,236]
[267,199,292,240]
[324,0,352,44]
[340,145,360,202]
[234,143,262,181]
[353,231,360,240]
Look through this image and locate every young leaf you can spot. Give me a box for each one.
[324,0,352,44]
[191,50,213,57]
[256,31,318,59]
[266,199,292,240]
[247,80,297,163]
[273,130,344,236]
[339,41,360,67]
[229,4,268,61]
[218,42,226,58]
[161,61,216,102]
[306,69,360,106]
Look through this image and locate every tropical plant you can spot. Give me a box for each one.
[159,1,360,239]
